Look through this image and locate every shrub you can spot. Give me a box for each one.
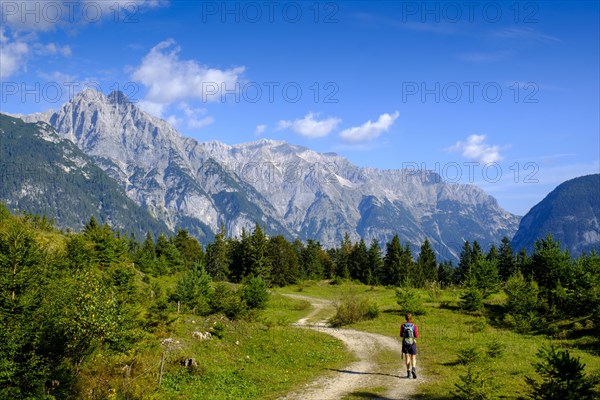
[209,283,247,320]
[240,275,270,310]
[525,345,599,400]
[395,287,426,315]
[329,290,379,327]
[457,345,482,365]
[469,317,487,333]
[210,321,226,339]
[460,287,483,313]
[454,365,498,400]
[503,311,546,334]
[486,338,506,359]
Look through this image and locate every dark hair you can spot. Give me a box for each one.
[405,312,413,322]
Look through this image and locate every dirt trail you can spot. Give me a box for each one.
[278,294,422,400]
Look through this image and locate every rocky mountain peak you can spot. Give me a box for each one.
[107,90,130,105]
[19,92,522,257]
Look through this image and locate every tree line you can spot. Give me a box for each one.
[1,203,598,398]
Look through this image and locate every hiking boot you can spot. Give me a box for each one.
[406,370,411,378]
[412,367,417,379]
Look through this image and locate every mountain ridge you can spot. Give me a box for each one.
[17,90,521,257]
[0,113,171,238]
[511,174,600,256]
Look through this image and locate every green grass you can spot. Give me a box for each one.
[278,282,600,399]
[77,291,354,400]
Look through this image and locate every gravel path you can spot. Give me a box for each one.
[278,294,422,400]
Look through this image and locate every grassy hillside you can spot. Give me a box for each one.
[76,297,353,400]
[276,281,600,399]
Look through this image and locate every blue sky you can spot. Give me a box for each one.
[1,0,598,215]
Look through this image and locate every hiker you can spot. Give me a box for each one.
[400,312,418,379]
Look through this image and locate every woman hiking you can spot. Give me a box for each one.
[400,312,418,379]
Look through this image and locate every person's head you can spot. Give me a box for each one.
[405,312,413,322]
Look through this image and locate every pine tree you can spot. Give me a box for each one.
[336,233,352,279]
[486,244,499,262]
[249,224,271,281]
[438,260,454,288]
[173,229,204,268]
[368,239,384,285]
[155,234,183,274]
[350,239,369,283]
[135,232,158,275]
[526,345,599,399]
[173,262,212,315]
[0,219,48,396]
[206,224,230,281]
[472,255,500,298]
[530,235,573,314]
[403,243,420,287]
[268,235,300,287]
[418,239,438,284]
[382,235,402,286]
[457,241,473,284]
[498,236,516,281]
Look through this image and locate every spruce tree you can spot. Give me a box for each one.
[206,224,230,281]
[418,239,438,284]
[368,239,384,285]
[382,235,402,286]
[498,236,516,281]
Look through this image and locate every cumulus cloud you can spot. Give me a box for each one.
[277,112,341,138]
[448,134,503,163]
[33,42,71,56]
[254,124,267,136]
[0,29,29,78]
[162,102,214,129]
[132,39,245,107]
[339,111,399,143]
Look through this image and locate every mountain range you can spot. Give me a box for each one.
[0,113,170,238]
[511,174,600,256]
[5,89,521,258]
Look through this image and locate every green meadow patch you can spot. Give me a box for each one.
[277,282,600,399]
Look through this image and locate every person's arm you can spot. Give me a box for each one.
[414,324,419,338]
[400,324,404,337]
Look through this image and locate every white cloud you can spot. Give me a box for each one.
[138,100,165,117]
[166,114,181,127]
[132,39,245,108]
[178,102,213,129]
[187,115,214,129]
[448,134,504,164]
[0,29,29,78]
[34,42,71,56]
[0,0,168,32]
[254,124,267,136]
[277,112,341,138]
[339,111,399,143]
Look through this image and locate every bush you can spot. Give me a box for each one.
[469,317,487,333]
[240,276,270,310]
[329,290,379,327]
[395,287,426,315]
[457,345,482,365]
[525,345,599,400]
[210,321,226,339]
[209,283,247,320]
[485,338,506,359]
[503,311,546,334]
[460,287,483,313]
[454,365,498,400]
